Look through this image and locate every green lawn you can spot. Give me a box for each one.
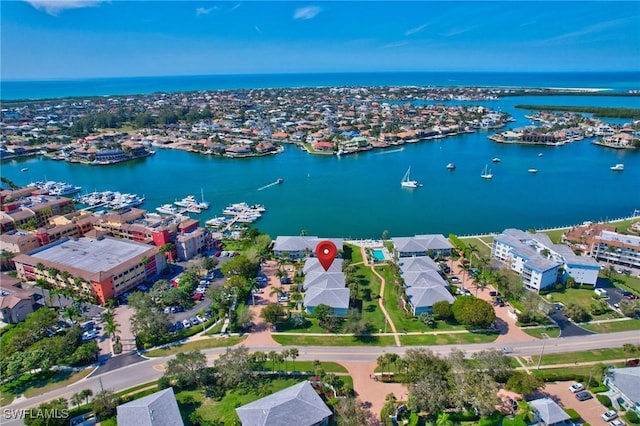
[377,265,475,333]
[533,347,639,366]
[272,334,397,346]
[355,264,386,331]
[277,317,327,333]
[399,331,499,346]
[176,378,302,425]
[612,274,640,294]
[544,288,622,320]
[581,319,640,333]
[531,364,627,381]
[345,243,363,263]
[1,368,94,405]
[521,326,561,339]
[145,336,247,357]
[542,229,567,244]
[459,237,492,258]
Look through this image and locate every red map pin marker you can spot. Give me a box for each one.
[315,240,338,271]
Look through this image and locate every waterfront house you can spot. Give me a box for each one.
[529,397,571,426]
[312,141,334,151]
[604,367,640,414]
[273,236,344,259]
[398,256,440,273]
[391,234,453,258]
[303,271,346,291]
[303,257,343,274]
[236,381,332,426]
[117,387,184,426]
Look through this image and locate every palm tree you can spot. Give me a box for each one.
[459,262,471,289]
[70,392,83,408]
[80,389,93,405]
[467,243,479,267]
[282,349,290,372]
[103,310,120,341]
[34,278,49,304]
[268,351,277,372]
[436,412,454,426]
[290,348,299,372]
[269,286,285,298]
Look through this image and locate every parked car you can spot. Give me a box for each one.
[82,330,100,341]
[489,291,498,297]
[625,294,639,300]
[611,420,626,426]
[175,321,184,331]
[594,288,608,297]
[575,391,593,401]
[278,293,290,302]
[196,315,207,323]
[182,319,192,329]
[601,410,618,422]
[190,317,199,326]
[569,383,585,393]
[164,307,171,314]
[450,277,460,283]
[192,293,203,301]
[81,321,96,332]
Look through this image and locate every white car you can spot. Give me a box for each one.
[82,330,100,341]
[610,420,626,426]
[568,383,585,393]
[601,411,618,422]
[182,319,192,329]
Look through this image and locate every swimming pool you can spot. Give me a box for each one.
[372,249,386,261]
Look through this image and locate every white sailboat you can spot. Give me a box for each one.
[401,166,421,188]
[480,164,493,179]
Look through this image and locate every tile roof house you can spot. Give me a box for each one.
[0,276,35,324]
[391,234,453,258]
[116,388,184,426]
[236,381,332,426]
[529,397,571,426]
[605,367,640,414]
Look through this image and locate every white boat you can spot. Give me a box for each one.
[492,157,501,163]
[446,163,456,170]
[528,168,538,173]
[21,167,28,172]
[480,164,493,179]
[538,153,544,157]
[610,164,624,171]
[401,166,421,188]
[156,204,181,215]
[174,195,198,208]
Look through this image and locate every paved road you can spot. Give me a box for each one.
[2,330,638,425]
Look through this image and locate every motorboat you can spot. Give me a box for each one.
[446,163,456,170]
[401,166,422,188]
[528,168,538,173]
[610,164,624,171]
[492,157,501,163]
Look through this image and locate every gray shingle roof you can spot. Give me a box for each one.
[530,397,570,425]
[304,287,350,309]
[273,236,344,253]
[392,235,452,254]
[402,270,447,288]
[303,257,343,274]
[608,367,640,404]
[398,256,439,273]
[117,388,184,426]
[236,381,332,426]
[303,272,346,290]
[406,285,454,309]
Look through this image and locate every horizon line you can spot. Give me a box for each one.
[2,69,639,83]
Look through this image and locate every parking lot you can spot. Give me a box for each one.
[544,381,612,426]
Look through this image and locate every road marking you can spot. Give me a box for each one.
[152,363,167,372]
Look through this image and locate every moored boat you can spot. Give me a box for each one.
[610,163,624,171]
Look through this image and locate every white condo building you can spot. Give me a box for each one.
[591,230,640,268]
[492,229,600,291]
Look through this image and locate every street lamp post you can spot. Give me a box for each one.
[536,339,546,369]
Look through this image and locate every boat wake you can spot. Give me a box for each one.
[257,179,283,191]
[376,147,405,155]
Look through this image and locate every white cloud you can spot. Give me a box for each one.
[227,3,241,13]
[544,18,630,43]
[196,7,215,16]
[24,0,105,16]
[293,6,321,20]
[405,23,428,36]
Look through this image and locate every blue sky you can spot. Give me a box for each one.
[2,1,638,80]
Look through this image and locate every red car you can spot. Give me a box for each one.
[192,293,203,301]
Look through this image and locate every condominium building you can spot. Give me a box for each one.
[492,229,600,291]
[591,230,640,268]
[13,236,166,304]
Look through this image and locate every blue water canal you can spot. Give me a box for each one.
[2,94,639,239]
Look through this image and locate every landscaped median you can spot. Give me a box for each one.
[144,335,248,357]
